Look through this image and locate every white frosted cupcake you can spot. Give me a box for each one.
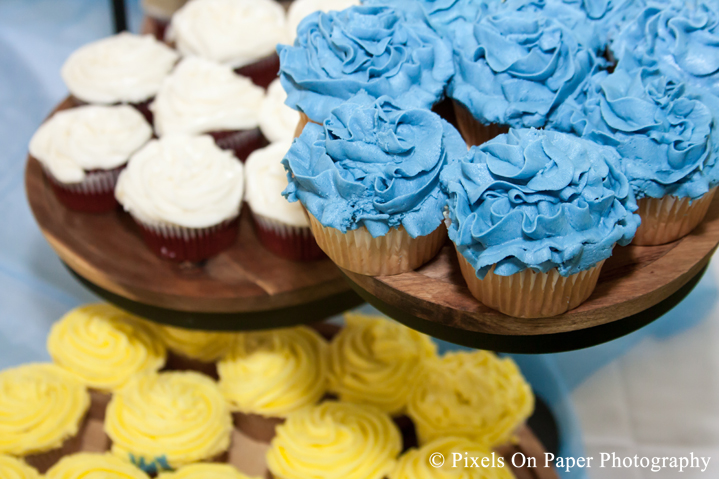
[245,142,324,261]
[286,0,360,41]
[29,105,152,213]
[61,32,179,120]
[169,0,288,88]
[115,134,244,262]
[152,57,267,161]
[258,79,300,143]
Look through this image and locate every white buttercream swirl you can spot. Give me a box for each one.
[286,0,361,41]
[258,79,299,143]
[61,32,179,104]
[152,57,265,136]
[115,135,244,228]
[245,142,308,227]
[170,0,289,69]
[29,105,152,184]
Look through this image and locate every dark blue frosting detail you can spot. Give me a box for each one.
[129,454,171,474]
[282,92,467,238]
[441,128,639,278]
[277,5,454,123]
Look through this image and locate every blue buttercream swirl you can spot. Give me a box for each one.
[448,9,595,129]
[277,5,454,123]
[441,128,639,278]
[549,58,719,200]
[282,92,467,238]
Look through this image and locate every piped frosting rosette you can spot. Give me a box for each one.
[156,325,235,363]
[0,364,90,456]
[286,0,361,41]
[105,371,232,471]
[158,463,259,479]
[406,351,534,447]
[46,453,150,479]
[0,455,42,479]
[328,312,437,416]
[266,401,402,479]
[218,326,328,418]
[259,79,300,143]
[278,5,454,123]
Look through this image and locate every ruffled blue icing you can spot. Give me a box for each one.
[277,5,454,123]
[448,9,596,129]
[549,57,719,200]
[282,92,467,238]
[441,128,639,278]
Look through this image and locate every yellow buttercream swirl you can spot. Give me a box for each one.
[157,463,260,479]
[391,437,515,479]
[0,455,42,479]
[46,453,150,479]
[328,312,437,415]
[407,351,534,447]
[218,326,328,417]
[267,401,402,479]
[0,363,90,456]
[156,325,235,362]
[47,303,166,391]
[105,371,232,471]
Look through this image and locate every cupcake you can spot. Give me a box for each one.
[550,59,719,245]
[283,92,466,276]
[328,312,437,417]
[105,371,232,473]
[406,350,534,448]
[158,463,259,479]
[0,455,42,479]
[286,0,361,41]
[152,57,267,162]
[277,4,453,133]
[390,436,515,479]
[47,303,166,420]
[115,134,245,262]
[218,326,328,442]
[61,32,179,122]
[46,453,150,479]
[258,79,300,143]
[448,8,595,146]
[245,142,325,261]
[0,364,91,472]
[169,0,288,88]
[266,401,402,479]
[29,105,152,213]
[155,324,236,377]
[441,128,640,317]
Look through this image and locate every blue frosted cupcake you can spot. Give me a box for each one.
[278,5,453,134]
[441,128,639,317]
[448,8,595,146]
[550,57,719,245]
[282,91,466,276]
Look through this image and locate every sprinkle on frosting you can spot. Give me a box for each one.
[155,325,236,363]
[266,401,402,479]
[46,453,150,479]
[441,128,639,278]
[328,312,437,416]
[278,5,454,123]
[0,455,42,479]
[157,463,259,479]
[283,92,467,238]
[218,326,328,417]
[0,363,90,456]
[47,303,166,391]
[407,350,534,447]
[259,79,300,143]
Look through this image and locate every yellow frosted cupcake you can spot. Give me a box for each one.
[328,312,437,416]
[407,351,534,448]
[0,364,90,472]
[155,324,235,376]
[158,463,260,479]
[46,453,149,479]
[266,401,402,479]
[47,303,166,419]
[0,455,42,479]
[105,371,232,473]
[218,326,328,442]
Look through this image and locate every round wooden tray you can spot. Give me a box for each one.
[342,198,719,353]
[25,99,362,330]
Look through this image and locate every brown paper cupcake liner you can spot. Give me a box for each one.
[452,100,509,147]
[44,165,123,213]
[88,390,112,422]
[234,53,281,89]
[456,249,605,318]
[294,112,322,138]
[632,187,717,245]
[307,213,447,276]
[164,352,219,379]
[233,412,285,444]
[209,128,268,162]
